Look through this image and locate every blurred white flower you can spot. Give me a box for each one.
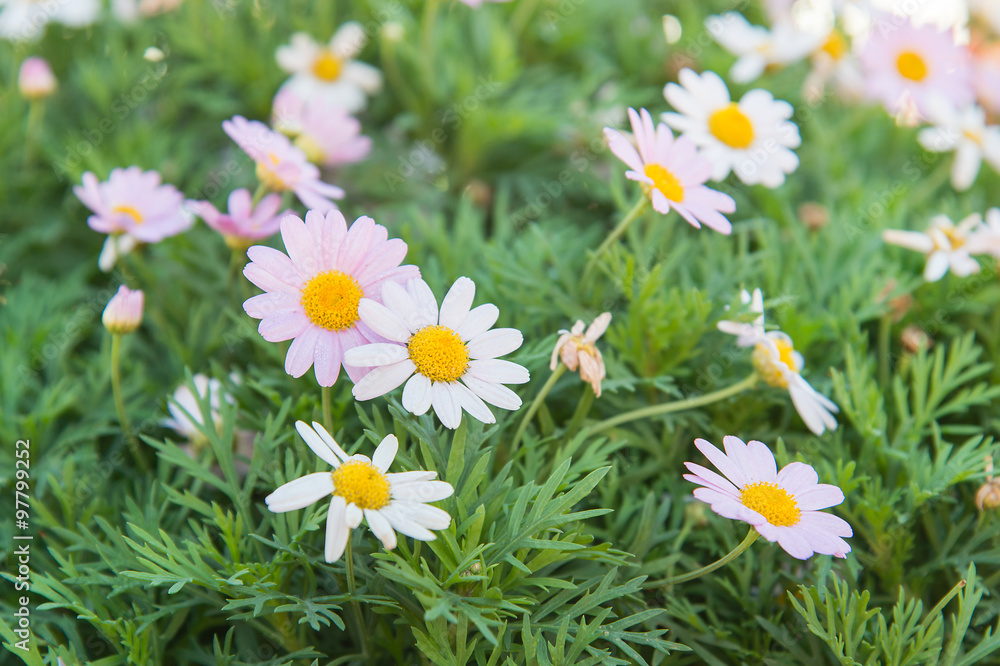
[883,214,985,282]
[917,99,1000,191]
[709,12,824,84]
[0,0,100,41]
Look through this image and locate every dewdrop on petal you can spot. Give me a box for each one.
[102,286,144,334]
[18,57,57,100]
[550,312,612,397]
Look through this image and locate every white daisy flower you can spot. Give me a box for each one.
[266,421,453,563]
[718,289,839,436]
[163,374,234,441]
[709,12,824,84]
[662,68,801,188]
[0,0,100,41]
[917,99,1000,192]
[968,208,1000,259]
[803,29,866,105]
[883,214,984,282]
[276,23,383,113]
[344,277,529,429]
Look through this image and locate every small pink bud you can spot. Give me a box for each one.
[103,286,144,334]
[18,57,57,100]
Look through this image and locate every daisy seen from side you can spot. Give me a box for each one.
[604,107,736,234]
[242,210,420,387]
[883,213,985,282]
[266,421,453,563]
[345,277,529,429]
[662,68,801,188]
[709,12,824,84]
[188,188,287,250]
[684,435,852,559]
[917,98,1000,191]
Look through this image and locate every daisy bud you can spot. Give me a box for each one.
[102,286,144,334]
[18,57,57,101]
[976,456,1000,511]
[797,202,829,231]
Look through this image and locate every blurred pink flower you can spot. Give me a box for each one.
[272,86,372,167]
[860,17,973,116]
[18,57,56,99]
[223,116,344,212]
[242,210,420,387]
[458,0,511,7]
[188,188,287,249]
[74,167,191,243]
[102,286,144,335]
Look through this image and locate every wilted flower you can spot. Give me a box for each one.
[346,277,529,429]
[276,23,383,113]
[18,57,56,99]
[718,289,839,435]
[187,188,287,250]
[242,210,420,387]
[266,421,453,563]
[102,286,144,334]
[917,99,1000,191]
[550,312,611,397]
[859,17,973,116]
[883,214,985,282]
[684,435,853,559]
[604,108,736,233]
[222,115,344,212]
[662,68,801,188]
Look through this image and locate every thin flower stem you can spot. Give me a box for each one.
[111,333,149,472]
[660,528,760,585]
[583,197,649,281]
[419,0,442,104]
[586,374,758,435]
[250,182,268,207]
[321,385,333,434]
[344,534,369,658]
[510,363,566,454]
[878,312,891,387]
[24,100,45,167]
[564,383,596,439]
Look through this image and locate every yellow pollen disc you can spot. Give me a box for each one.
[740,481,801,527]
[941,226,966,250]
[408,325,470,383]
[896,51,928,82]
[643,163,685,203]
[820,30,848,60]
[963,129,983,146]
[112,204,144,224]
[300,271,364,331]
[255,162,287,191]
[312,51,343,81]
[708,103,755,149]
[751,337,797,389]
[331,460,391,510]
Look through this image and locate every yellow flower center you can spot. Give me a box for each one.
[300,271,364,331]
[331,460,390,510]
[255,152,288,191]
[708,103,755,149]
[896,51,928,82]
[740,481,801,526]
[294,134,325,164]
[408,325,469,383]
[312,51,343,82]
[962,129,983,146]
[112,204,144,224]
[820,30,848,60]
[643,163,685,203]
[751,336,797,389]
[939,226,966,250]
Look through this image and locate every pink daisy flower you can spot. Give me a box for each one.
[604,108,736,234]
[74,166,191,243]
[859,17,973,116]
[271,87,372,167]
[222,115,344,212]
[187,188,288,249]
[242,210,420,387]
[684,436,852,560]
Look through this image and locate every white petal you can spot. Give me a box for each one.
[365,508,397,550]
[352,360,417,400]
[467,328,523,359]
[788,378,838,435]
[439,277,476,330]
[456,304,500,341]
[388,470,438,485]
[391,480,454,502]
[265,473,334,512]
[453,382,497,425]
[461,376,522,410]
[380,503,440,540]
[883,229,934,253]
[325,496,349,562]
[405,279,439,328]
[308,421,351,462]
[431,383,463,429]
[380,281,424,334]
[344,502,364,528]
[402,502,453,530]
[923,251,951,282]
[357,299,412,342]
[343,342,409,368]
[401,373,433,415]
[372,434,398,472]
[295,420,343,467]
[466,359,530,384]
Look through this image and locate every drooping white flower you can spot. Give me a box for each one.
[883,214,985,282]
[917,99,1000,192]
[266,421,453,563]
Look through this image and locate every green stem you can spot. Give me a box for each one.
[111,334,149,472]
[659,528,760,585]
[583,197,649,281]
[250,182,268,207]
[345,534,369,658]
[585,374,758,436]
[510,363,566,453]
[564,383,596,439]
[419,0,442,103]
[24,100,45,167]
[321,385,333,434]
[878,312,891,388]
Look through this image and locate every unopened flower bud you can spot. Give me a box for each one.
[103,286,144,334]
[19,57,57,100]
